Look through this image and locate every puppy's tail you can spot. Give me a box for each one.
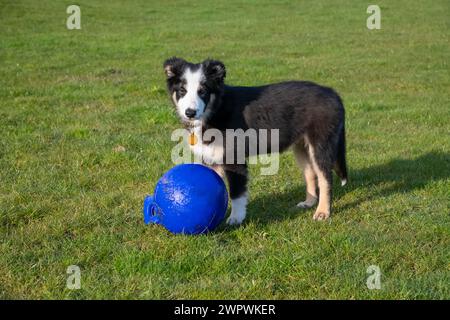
[335,122,348,187]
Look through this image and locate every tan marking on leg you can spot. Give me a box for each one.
[293,142,318,209]
[313,169,331,220]
[306,141,331,221]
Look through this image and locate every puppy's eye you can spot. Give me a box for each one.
[198,87,207,96]
[179,87,187,96]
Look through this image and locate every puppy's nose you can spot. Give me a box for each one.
[185,108,196,119]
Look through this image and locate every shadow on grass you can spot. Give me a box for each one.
[248,151,450,225]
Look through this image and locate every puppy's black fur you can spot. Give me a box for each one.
[163,57,347,222]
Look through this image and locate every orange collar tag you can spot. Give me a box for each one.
[188,132,198,145]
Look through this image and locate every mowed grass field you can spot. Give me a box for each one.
[0,0,449,299]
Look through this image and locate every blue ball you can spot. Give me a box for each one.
[143,164,228,235]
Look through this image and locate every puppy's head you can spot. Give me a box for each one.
[163,57,226,124]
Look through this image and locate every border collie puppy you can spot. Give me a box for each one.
[163,57,347,225]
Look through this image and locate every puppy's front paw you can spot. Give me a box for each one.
[313,211,330,221]
[228,195,248,225]
[226,214,244,225]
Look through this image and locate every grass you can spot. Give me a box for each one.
[0,0,449,299]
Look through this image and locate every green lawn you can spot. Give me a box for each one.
[0,0,449,299]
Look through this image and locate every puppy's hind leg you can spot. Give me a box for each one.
[224,164,248,225]
[307,143,333,221]
[293,141,318,209]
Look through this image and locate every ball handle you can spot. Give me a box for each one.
[143,195,161,225]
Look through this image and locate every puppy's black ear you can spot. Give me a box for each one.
[163,57,186,79]
[202,59,226,83]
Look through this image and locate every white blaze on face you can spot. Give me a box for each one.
[176,67,206,120]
